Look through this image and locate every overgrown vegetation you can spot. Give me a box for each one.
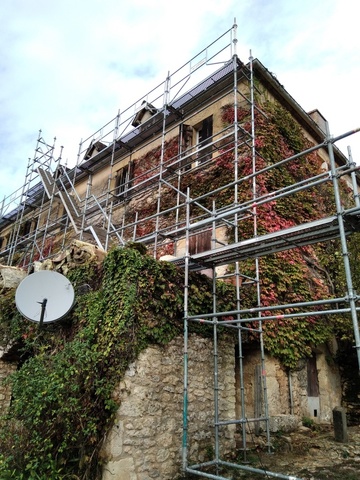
[0,94,359,477]
[0,245,236,479]
[218,100,359,368]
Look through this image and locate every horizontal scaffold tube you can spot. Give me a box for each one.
[186,460,303,480]
[187,295,352,321]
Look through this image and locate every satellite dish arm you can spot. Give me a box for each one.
[38,298,48,329]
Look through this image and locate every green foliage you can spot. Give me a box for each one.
[0,289,27,349]
[302,416,315,429]
[220,99,359,368]
[0,247,236,479]
[1,93,359,478]
[316,232,360,341]
[237,249,334,368]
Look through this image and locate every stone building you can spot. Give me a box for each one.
[0,23,359,479]
[100,336,342,479]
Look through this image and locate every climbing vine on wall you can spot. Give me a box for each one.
[1,84,358,478]
[226,99,357,367]
[113,97,356,368]
[0,245,237,479]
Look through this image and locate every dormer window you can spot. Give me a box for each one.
[83,140,107,160]
[132,101,158,127]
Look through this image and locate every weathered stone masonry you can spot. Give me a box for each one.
[102,334,236,480]
[0,358,16,412]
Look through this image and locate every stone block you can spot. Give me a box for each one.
[269,414,300,433]
[333,406,348,443]
[102,457,136,480]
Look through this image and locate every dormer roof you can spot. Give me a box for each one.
[131,101,158,127]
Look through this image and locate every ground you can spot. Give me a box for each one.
[184,425,360,479]
[236,424,360,480]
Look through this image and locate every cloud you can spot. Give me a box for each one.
[0,0,359,203]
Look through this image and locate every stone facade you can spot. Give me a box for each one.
[0,265,27,289]
[0,330,344,479]
[102,334,236,480]
[101,336,343,479]
[240,344,342,426]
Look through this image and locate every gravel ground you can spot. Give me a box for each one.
[234,424,360,480]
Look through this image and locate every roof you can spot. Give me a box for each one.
[77,56,350,176]
[0,56,353,229]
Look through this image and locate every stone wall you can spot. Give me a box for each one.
[0,357,17,412]
[336,341,360,425]
[101,336,343,479]
[102,334,236,480]
[240,344,342,426]
[0,325,344,479]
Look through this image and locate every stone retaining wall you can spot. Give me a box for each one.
[102,334,236,480]
[0,358,17,412]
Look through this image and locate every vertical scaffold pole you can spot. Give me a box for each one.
[182,187,191,472]
[348,146,360,209]
[213,266,220,473]
[105,111,121,250]
[154,73,171,258]
[232,25,249,460]
[327,123,360,371]
[249,50,271,450]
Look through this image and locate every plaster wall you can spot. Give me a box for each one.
[240,345,342,425]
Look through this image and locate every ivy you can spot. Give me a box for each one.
[221,99,358,368]
[0,245,236,479]
[1,88,359,477]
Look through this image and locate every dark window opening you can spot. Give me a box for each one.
[189,230,212,255]
[178,124,193,171]
[307,353,319,397]
[197,116,213,163]
[19,220,32,237]
[114,163,133,201]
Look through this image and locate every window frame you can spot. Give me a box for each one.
[196,115,213,165]
[114,162,134,201]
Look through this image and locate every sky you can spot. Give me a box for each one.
[0,0,359,204]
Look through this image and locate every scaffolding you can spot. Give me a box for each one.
[1,22,360,480]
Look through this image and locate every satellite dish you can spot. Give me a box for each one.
[15,270,75,325]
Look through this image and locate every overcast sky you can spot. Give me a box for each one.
[1,0,359,203]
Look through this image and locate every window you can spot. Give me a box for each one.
[114,162,133,201]
[131,101,158,127]
[83,140,106,160]
[196,115,213,164]
[189,230,212,255]
[19,220,32,237]
[178,124,193,170]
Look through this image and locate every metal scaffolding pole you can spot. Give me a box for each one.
[182,187,191,472]
[249,48,271,451]
[2,20,360,480]
[326,123,360,371]
[154,73,171,258]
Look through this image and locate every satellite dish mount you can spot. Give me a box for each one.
[38,298,48,329]
[15,271,75,327]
